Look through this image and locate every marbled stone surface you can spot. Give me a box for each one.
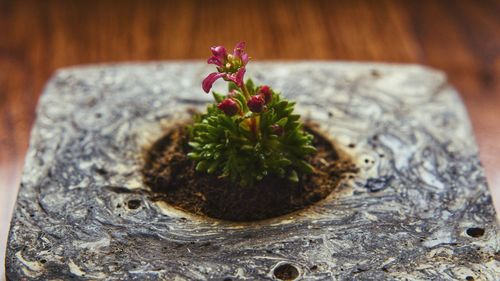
[6,62,500,280]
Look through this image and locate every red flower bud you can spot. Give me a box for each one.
[217,98,240,116]
[259,85,272,104]
[247,95,265,113]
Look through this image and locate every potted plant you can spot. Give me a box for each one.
[142,42,356,222]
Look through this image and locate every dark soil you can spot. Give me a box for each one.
[142,122,357,222]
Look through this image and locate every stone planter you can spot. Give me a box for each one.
[5,62,500,280]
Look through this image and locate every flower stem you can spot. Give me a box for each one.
[239,81,259,140]
[250,115,257,138]
[240,82,251,100]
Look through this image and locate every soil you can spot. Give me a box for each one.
[142,122,357,222]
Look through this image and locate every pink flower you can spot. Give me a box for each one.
[202,42,249,93]
[217,98,240,116]
[247,95,265,113]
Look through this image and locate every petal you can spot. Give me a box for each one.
[233,41,246,59]
[234,42,246,52]
[211,46,227,60]
[202,72,224,93]
[226,68,246,87]
[207,56,223,66]
[241,53,249,65]
[234,67,246,87]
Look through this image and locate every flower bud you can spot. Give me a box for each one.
[259,85,272,104]
[217,98,240,116]
[270,124,284,136]
[247,95,265,113]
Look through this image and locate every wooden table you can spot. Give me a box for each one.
[1,0,499,278]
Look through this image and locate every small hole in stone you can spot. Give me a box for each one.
[348,143,355,148]
[95,167,107,175]
[40,259,47,264]
[310,265,318,271]
[223,278,232,281]
[274,263,299,280]
[95,113,102,118]
[466,227,485,238]
[127,199,141,210]
[466,276,474,281]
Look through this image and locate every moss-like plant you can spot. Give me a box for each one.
[188,42,316,186]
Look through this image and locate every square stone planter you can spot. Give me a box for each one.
[5,62,500,280]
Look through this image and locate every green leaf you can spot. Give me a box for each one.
[277,117,288,127]
[228,82,238,92]
[241,145,254,151]
[207,161,219,173]
[275,158,292,166]
[187,152,200,159]
[298,160,314,173]
[288,170,299,183]
[301,145,317,154]
[212,91,225,103]
[196,161,208,172]
[246,79,255,93]
[188,142,200,148]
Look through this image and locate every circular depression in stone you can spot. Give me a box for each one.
[273,263,300,280]
[142,123,357,222]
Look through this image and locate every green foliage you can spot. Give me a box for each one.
[188,80,316,186]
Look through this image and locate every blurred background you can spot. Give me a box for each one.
[0,0,499,278]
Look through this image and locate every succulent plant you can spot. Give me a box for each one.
[188,42,316,186]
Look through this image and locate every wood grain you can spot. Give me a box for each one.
[1,0,499,278]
